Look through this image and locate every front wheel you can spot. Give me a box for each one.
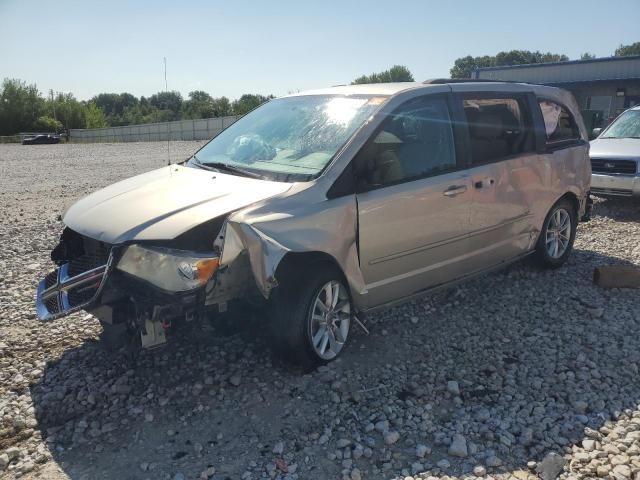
[534,199,577,268]
[271,265,352,368]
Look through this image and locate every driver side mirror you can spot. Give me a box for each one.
[592,127,602,138]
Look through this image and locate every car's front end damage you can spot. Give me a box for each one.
[34,163,305,348]
[34,162,366,350]
[36,227,223,348]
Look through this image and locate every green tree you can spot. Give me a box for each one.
[0,78,45,135]
[149,91,183,121]
[182,90,215,119]
[450,55,495,79]
[580,52,596,60]
[34,115,63,132]
[352,65,414,84]
[614,42,640,56]
[212,96,232,117]
[450,50,569,78]
[50,92,86,130]
[90,92,139,125]
[232,94,273,116]
[84,101,108,128]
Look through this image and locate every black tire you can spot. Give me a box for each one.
[270,263,352,368]
[534,198,577,268]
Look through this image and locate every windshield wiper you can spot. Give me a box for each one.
[192,155,264,179]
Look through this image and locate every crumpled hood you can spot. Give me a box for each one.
[63,164,292,244]
[590,137,640,160]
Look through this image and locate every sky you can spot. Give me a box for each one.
[1,0,638,101]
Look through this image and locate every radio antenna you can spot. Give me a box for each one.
[164,57,170,167]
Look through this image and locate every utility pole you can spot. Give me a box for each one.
[50,89,58,133]
[164,57,170,166]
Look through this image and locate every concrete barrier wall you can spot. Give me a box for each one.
[70,115,239,143]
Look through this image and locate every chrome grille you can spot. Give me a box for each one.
[45,271,58,288]
[36,233,112,321]
[591,158,638,175]
[45,296,60,314]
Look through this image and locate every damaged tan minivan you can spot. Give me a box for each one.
[36,80,592,366]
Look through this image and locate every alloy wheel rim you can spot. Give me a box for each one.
[309,280,350,360]
[546,208,571,259]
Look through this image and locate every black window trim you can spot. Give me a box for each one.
[347,92,466,194]
[455,91,538,167]
[536,96,586,152]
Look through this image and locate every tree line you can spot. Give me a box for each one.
[0,80,273,136]
[449,42,640,79]
[351,43,640,83]
[1,42,638,136]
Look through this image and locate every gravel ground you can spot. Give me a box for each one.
[0,142,639,480]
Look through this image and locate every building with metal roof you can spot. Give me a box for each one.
[473,55,640,133]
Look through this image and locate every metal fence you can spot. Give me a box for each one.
[0,135,22,144]
[70,115,239,143]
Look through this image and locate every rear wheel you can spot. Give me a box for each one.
[534,199,577,268]
[271,264,352,368]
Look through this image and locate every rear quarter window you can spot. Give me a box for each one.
[538,100,581,146]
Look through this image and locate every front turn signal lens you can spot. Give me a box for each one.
[194,258,219,283]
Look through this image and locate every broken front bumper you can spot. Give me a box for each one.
[35,254,113,321]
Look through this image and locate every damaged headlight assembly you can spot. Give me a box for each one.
[117,244,219,292]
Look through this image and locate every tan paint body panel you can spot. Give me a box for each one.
[63,165,292,244]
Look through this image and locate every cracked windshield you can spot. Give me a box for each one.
[190,95,386,180]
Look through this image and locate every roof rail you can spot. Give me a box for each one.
[422,78,524,84]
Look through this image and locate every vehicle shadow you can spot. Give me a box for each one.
[591,195,640,221]
[27,247,640,479]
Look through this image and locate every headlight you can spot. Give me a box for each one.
[117,244,219,292]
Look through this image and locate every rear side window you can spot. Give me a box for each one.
[463,97,533,165]
[539,100,581,144]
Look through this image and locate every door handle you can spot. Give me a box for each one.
[443,185,467,197]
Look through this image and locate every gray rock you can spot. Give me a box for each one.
[612,465,631,480]
[375,420,389,432]
[5,447,21,461]
[0,454,9,470]
[272,441,284,455]
[476,408,491,421]
[229,375,242,387]
[384,431,400,445]
[447,381,460,395]
[200,466,216,479]
[416,444,430,458]
[573,400,588,413]
[473,465,487,476]
[486,456,502,468]
[448,434,468,457]
[537,452,566,480]
[519,428,534,446]
[19,460,35,474]
[337,438,351,448]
